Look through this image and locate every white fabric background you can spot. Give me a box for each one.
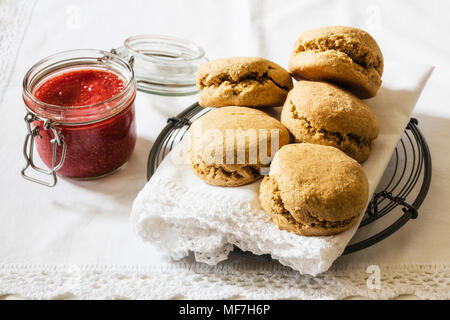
[0,0,449,299]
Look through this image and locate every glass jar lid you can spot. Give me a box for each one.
[113,35,207,96]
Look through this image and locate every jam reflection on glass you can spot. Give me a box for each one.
[29,69,136,178]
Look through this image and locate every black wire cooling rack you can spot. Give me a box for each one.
[147,102,432,255]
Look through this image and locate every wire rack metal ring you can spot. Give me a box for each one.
[147,102,432,255]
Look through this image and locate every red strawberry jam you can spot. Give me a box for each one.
[35,69,126,107]
[29,69,136,178]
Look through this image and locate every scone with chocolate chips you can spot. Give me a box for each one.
[259,143,368,236]
[289,26,383,99]
[188,106,290,187]
[197,57,293,108]
[281,80,379,163]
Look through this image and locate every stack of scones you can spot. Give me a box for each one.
[188,26,383,236]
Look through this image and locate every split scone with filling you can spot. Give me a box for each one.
[188,106,290,187]
[197,57,293,108]
[281,80,379,163]
[288,26,383,99]
[259,143,369,236]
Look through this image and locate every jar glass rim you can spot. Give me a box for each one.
[124,34,206,64]
[116,34,207,96]
[23,48,135,111]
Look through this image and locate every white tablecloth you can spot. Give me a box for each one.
[0,0,449,299]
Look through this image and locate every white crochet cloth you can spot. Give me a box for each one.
[1,263,448,299]
[131,63,433,276]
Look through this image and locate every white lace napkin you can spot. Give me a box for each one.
[131,62,433,276]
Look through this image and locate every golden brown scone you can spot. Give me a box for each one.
[259,143,368,236]
[288,26,384,99]
[197,57,293,107]
[281,80,379,163]
[188,106,290,186]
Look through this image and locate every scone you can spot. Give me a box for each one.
[188,106,290,187]
[288,26,384,99]
[259,143,368,236]
[196,57,293,107]
[281,80,379,163]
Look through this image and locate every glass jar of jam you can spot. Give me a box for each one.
[22,49,137,186]
[22,35,207,187]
